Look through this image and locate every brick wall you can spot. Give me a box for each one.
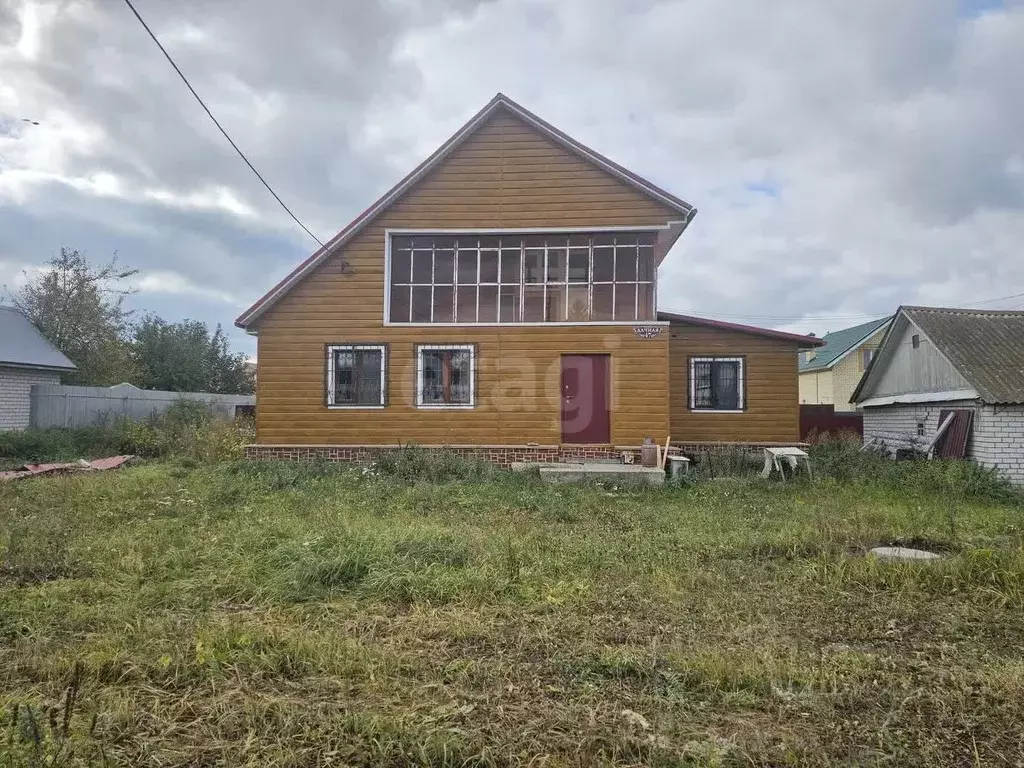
[244,441,798,468]
[799,370,833,406]
[972,405,1024,485]
[861,402,968,453]
[862,400,1024,485]
[0,366,61,430]
[831,329,885,413]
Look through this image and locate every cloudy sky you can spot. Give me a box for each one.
[1,0,1022,355]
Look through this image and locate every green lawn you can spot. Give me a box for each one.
[2,457,1023,766]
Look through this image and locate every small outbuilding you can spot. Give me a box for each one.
[851,306,1024,484]
[0,306,76,430]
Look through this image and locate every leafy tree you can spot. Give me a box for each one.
[11,248,136,385]
[131,315,254,394]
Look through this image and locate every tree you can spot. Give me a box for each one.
[11,248,136,385]
[131,315,254,394]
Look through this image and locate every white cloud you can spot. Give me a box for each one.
[0,0,1022,354]
[134,270,238,304]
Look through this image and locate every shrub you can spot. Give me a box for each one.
[808,435,1018,502]
[0,400,252,464]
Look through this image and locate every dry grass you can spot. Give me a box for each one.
[2,457,1023,766]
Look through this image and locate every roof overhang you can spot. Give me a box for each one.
[659,311,825,347]
[235,93,696,331]
[857,389,979,408]
[0,360,76,372]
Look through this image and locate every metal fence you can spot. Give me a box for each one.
[29,383,255,429]
[799,404,863,441]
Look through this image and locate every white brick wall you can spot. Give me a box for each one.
[862,400,1024,485]
[972,405,1024,485]
[0,366,62,430]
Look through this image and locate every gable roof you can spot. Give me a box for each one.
[658,311,824,347]
[897,306,1024,404]
[798,316,891,372]
[0,306,76,371]
[236,93,697,330]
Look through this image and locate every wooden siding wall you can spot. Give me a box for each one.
[255,108,676,446]
[870,320,972,397]
[668,322,801,442]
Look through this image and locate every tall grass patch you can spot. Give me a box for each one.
[3,458,1024,765]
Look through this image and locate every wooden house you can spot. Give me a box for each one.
[235,94,821,464]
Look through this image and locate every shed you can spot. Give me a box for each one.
[851,306,1024,484]
[0,306,76,430]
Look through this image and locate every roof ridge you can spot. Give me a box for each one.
[903,305,1024,316]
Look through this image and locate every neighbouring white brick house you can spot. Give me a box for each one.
[851,306,1024,485]
[0,306,76,430]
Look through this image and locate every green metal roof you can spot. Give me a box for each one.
[798,316,891,373]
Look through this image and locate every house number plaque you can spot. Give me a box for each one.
[632,325,663,339]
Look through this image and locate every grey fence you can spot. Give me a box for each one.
[29,384,255,429]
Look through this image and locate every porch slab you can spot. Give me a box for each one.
[513,461,665,486]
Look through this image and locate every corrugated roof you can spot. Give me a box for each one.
[902,306,1024,404]
[798,316,891,372]
[0,306,76,371]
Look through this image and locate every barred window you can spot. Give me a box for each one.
[389,232,657,323]
[690,357,744,412]
[326,344,385,407]
[416,345,475,408]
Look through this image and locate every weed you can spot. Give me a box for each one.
[372,445,500,483]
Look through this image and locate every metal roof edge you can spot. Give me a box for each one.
[658,311,824,346]
[857,389,979,408]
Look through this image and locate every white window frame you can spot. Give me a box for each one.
[384,227,666,327]
[416,344,476,410]
[689,356,745,413]
[326,344,386,409]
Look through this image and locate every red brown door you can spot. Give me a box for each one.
[561,354,610,444]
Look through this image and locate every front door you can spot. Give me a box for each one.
[561,354,610,444]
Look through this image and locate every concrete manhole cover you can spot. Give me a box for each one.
[869,546,941,561]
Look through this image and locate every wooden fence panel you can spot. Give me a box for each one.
[29,384,254,429]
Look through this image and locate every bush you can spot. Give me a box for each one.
[808,435,1018,503]
[0,399,252,465]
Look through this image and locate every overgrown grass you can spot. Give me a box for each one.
[1,454,1023,765]
[0,400,252,467]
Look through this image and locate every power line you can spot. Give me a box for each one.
[669,288,1024,324]
[122,0,324,247]
[963,291,1024,307]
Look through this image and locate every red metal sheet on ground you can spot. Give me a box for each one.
[0,455,134,482]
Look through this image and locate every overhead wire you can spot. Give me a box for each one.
[122,0,325,247]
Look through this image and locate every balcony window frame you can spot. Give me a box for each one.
[384,227,666,326]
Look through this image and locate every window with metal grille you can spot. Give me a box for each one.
[416,345,475,408]
[689,357,745,411]
[326,345,385,407]
[388,232,657,323]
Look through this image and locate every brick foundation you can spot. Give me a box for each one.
[244,444,562,468]
[243,441,802,469]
